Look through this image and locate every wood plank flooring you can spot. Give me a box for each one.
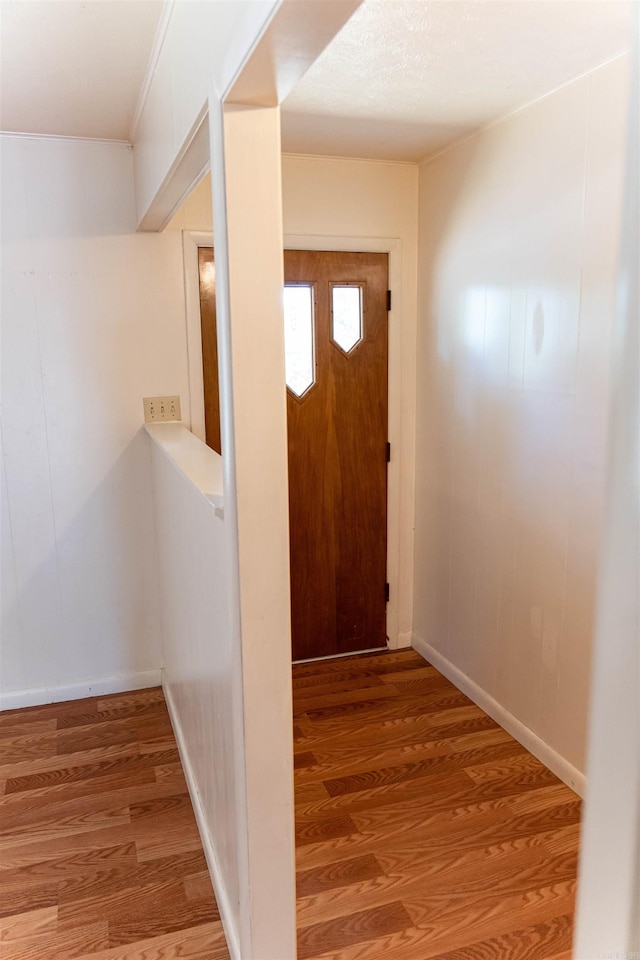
[0,687,230,960]
[1,650,581,960]
[293,649,581,960]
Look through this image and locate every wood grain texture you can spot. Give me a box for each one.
[285,250,389,661]
[0,688,230,959]
[198,246,222,455]
[2,651,582,960]
[294,649,581,960]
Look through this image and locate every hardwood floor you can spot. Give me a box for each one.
[293,649,580,960]
[1,651,580,960]
[0,687,229,960]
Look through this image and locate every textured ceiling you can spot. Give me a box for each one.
[281,0,632,162]
[0,0,631,155]
[0,0,163,140]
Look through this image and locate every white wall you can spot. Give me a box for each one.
[413,56,629,785]
[0,134,189,705]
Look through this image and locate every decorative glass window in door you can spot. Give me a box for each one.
[331,284,363,354]
[283,284,315,398]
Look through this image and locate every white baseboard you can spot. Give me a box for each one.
[162,677,240,960]
[411,633,585,797]
[0,669,163,711]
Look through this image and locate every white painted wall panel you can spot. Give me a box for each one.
[0,435,24,692]
[413,57,628,777]
[0,135,189,702]
[2,266,67,691]
[148,434,243,951]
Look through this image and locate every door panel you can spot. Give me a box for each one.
[285,251,389,661]
[198,248,389,662]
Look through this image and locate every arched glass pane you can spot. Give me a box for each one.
[332,285,363,353]
[284,285,315,397]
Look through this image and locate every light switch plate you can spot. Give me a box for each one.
[143,396,181,423]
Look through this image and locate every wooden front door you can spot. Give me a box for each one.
[284,250,389,661]
[197,248,389,662]
[197,248,221,455]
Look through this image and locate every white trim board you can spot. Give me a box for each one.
[137,110,210,231]
[282,152,417,168]
[162,677,240,960]
[411,633,586,797]
[0,131,130,146]
[0,669,162,711]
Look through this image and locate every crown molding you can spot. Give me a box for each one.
[129,0,176,143]
[0,130,130,146]
[281,150,417,167]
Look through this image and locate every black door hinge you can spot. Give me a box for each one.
[385,582,390,603]
[386,442,391,463]
[386,290,392,311]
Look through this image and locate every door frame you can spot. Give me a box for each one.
[181,228,414,649]
[182,229,214,445]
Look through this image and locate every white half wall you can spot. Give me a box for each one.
[0,134,188,705]
[413,56,629,779]
[146,424,245,960]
